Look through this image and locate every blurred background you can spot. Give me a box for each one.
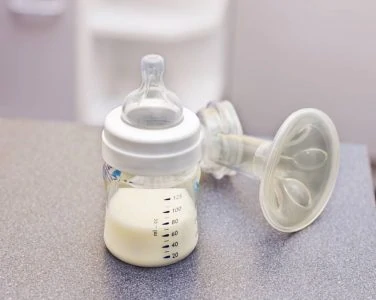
[1,0,376,177]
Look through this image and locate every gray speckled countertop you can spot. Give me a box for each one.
[0,118,376,299]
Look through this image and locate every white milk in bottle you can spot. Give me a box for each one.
[104,188,198,267]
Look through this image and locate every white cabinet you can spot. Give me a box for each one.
[76,0,230,125]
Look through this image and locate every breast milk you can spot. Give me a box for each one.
[104,188,198,267]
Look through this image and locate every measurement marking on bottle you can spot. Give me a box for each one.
[164,197,171,201]
[162,222,169,225]
[163,210,170,214]
[162,234,169,237]
[164,228,169,231]
[162,245,170,249]
[164,240,169,242]
[164,251,170,253]
[163,255,171,259]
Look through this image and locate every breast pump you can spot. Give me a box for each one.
[198,101,340,232]
[101,54,340,267]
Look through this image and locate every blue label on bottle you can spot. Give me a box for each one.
[111,169,121,179]
[194,180,200,192]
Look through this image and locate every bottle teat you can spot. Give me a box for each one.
[121,54,183,129]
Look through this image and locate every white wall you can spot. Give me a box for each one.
[231,0,376,159]
[0,1,75,120]
[2,0,376,159]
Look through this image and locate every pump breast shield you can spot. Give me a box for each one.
[198,101,340,232]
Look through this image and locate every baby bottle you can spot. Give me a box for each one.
[102,55,202,267]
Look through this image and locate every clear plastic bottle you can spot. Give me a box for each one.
[101,55,202,267]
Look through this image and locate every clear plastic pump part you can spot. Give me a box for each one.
[121,54,183,129]
[198,101,340,232]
